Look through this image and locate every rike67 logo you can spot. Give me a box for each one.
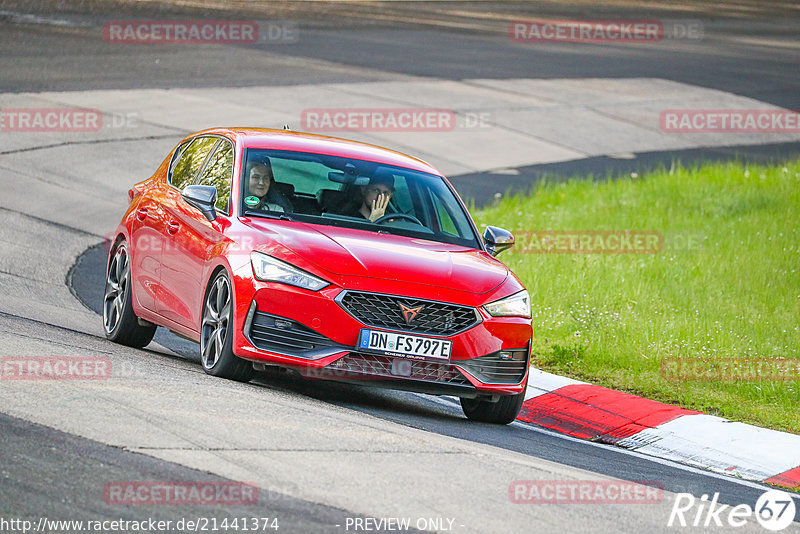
[669,490,797,531]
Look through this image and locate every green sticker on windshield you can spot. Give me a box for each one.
[244,196,260,207]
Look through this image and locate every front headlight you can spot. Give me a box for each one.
[483,290,531,318]
[250,252,329,291]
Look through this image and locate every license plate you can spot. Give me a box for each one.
[358,329,452,361]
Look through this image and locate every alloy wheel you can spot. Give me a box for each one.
[201,274,232,370]
[103,245,129,334]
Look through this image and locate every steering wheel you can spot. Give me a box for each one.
[374,213,424,226]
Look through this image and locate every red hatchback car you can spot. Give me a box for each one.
[104,128,532,423]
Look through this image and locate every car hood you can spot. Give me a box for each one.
[242,219,509,294]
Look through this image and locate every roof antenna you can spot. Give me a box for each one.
[283,124,291,130]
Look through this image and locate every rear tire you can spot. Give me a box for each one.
[103,240,156,348]
[460,375,528,424]
[200,270,254,383]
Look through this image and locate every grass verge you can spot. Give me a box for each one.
[472,160,800,434]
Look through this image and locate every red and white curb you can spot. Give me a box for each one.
[518,368,800,491]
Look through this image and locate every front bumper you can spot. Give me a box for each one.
[232,282,531,397]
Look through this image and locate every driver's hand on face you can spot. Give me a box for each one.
[369,193,390,222]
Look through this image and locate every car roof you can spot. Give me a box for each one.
[194,127,443,176]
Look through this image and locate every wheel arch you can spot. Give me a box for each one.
[106,231,128,269]
[204,263,232,298]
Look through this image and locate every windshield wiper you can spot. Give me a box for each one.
[243,210,294,221]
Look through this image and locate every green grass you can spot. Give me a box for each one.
[472,160,800,434]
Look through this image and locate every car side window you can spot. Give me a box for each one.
[168,140,191,181]
[171,136,219,190]
[196,140,234,213]
[426,187,472,238]
[430,192,458,235]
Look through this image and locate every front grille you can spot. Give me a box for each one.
[248,311,344,359]
[337,291,479,336]
[458,351,528,384]
[326,353,470,384]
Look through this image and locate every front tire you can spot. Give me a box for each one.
[103,240,156,348]
[460,375,528,424]
[200,270,254,382]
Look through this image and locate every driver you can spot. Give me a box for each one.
[244,158,293,213]
[341,174,394,222]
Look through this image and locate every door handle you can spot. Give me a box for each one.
[167,221,180,235]
[136,207,148,221]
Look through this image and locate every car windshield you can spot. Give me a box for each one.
[240,149,480,248]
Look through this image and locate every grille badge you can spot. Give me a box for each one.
[399,303,423,324]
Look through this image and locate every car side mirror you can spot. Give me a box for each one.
[182,185,217,221]
[483,225,515,256]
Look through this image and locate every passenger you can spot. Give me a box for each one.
[244,158,293,213]
[340,174,394,222]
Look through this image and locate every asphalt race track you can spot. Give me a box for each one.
[1,1,799,533]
